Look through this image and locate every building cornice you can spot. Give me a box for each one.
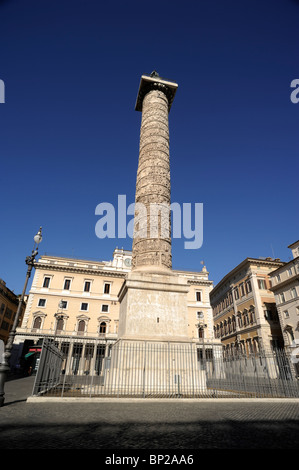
[288,240,299,249]
[34,262,211,283]
[269,256,299,276]
[187,280,213,286]
[33,262,127,278]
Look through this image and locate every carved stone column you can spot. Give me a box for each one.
[104,72,208,395]
[132,72,178,273]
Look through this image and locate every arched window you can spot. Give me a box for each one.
[99,322,106,335]
[78,320,85,334]
[285,325,294,343]
[243,310,249,326]
[33,316,42,329]
[198,327,204,339]
[56,318,64,332]
[250,307,256,323]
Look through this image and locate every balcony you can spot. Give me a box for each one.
[16,326,118,341]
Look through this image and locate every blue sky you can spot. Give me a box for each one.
[0,0,298,294]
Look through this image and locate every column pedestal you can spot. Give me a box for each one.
[118,270,190,342]
[104,271,207,395]
[105,339,207,396]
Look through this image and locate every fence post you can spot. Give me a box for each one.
[143,342,146,398]
[190,343,194,397]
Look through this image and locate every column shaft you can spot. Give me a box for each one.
[132,88,172,271]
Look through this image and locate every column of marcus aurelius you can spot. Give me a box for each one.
[105,72,207,395]
[132,71,177,272]
[116,71,190,342]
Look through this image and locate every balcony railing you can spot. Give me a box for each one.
[16,326,117,340]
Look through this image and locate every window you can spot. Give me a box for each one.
[1,321,9,331]
[291,287,297,299]
[284,310,289,318]
[38,299,46,307]
[99,322,107,334]
[33,316,42,329]
[84,281,91,292]
[280,293,285,303]
[258,279,266,289]
[264,310,273,321]
[234,288,239,300]
[287,327,294,342]
[205,349,213,360]
[198,327,204,339]
[104,283,111,294]
[43,276,51,288]
[63,279,71,290]
[81,302,88,311]
[196,291,201,302]
[240,283,245,296]
[56,318,64,332]
[0,303,5,316]
[296,306,299,316]
[243,311,249,326]
[277,274,281,282]
[250,309,256,323]
[246,281,252,293]
[60,300,68,309]
[78,320,86,333]
[101,304,109,313]
[4,308,12,319]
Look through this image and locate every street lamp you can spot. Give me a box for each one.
[0,227,42,407]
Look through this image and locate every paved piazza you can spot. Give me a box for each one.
[0,377,298,450]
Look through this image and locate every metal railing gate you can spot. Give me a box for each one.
[31,339,299,399]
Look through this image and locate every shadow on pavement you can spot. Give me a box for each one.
[0,414,299,449]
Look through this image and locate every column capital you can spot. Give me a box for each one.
[135,72,178,112]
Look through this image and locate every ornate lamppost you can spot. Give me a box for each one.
[0,227,42,407]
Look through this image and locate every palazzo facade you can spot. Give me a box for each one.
[269,240,299,361]
[210,257,285,355]
[14,248,218,374]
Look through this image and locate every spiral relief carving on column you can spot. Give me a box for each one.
[132,74,178,272]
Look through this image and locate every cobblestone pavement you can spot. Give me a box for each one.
[1,376,299,451]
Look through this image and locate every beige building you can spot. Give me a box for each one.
[269,240,299,362]
[210,257,285,355]
[14,248,218,374]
